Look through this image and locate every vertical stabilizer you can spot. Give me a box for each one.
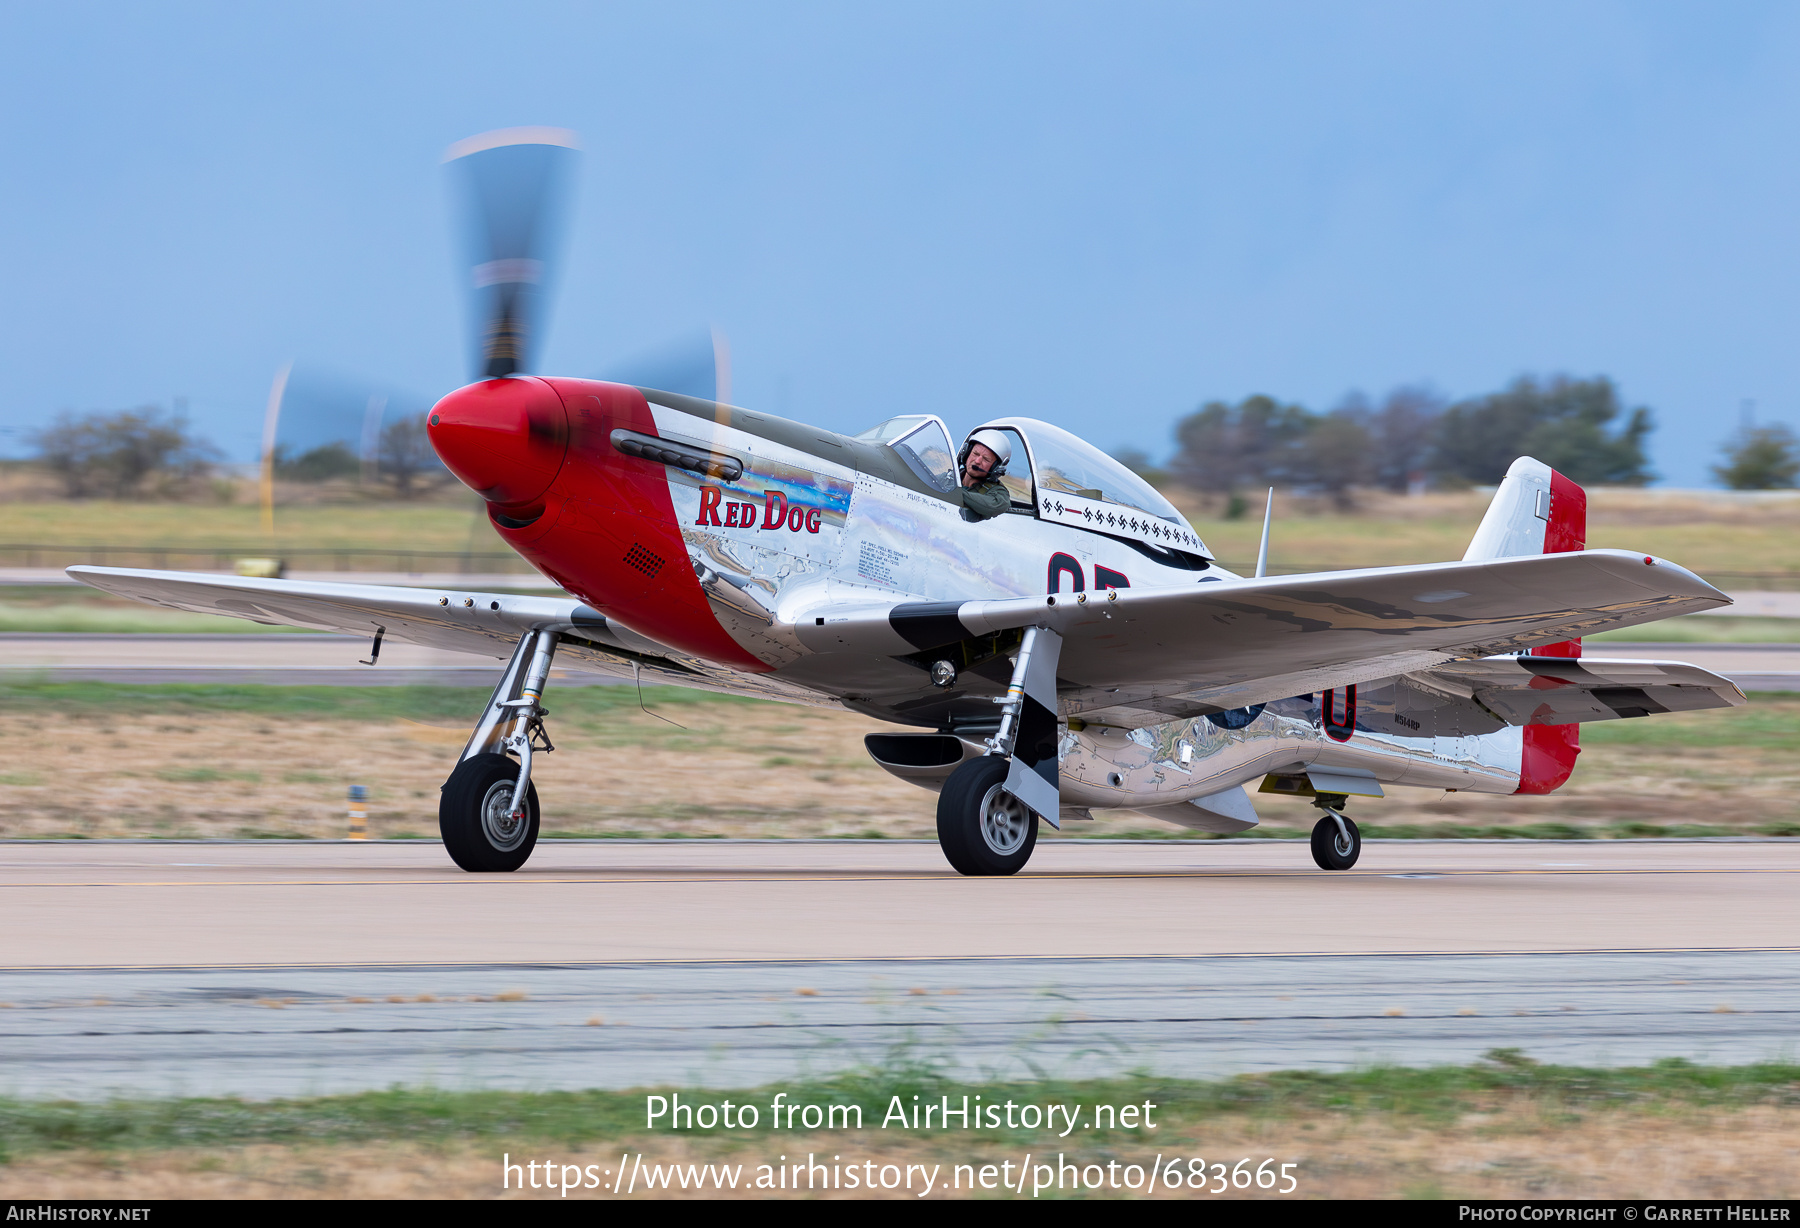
[1466,457,1588,793]
[1465,457,1581,560]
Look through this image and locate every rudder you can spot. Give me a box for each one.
[1465,457,1587,793]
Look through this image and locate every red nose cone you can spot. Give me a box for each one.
[428,377,568,506]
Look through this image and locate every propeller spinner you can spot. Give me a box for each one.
[431,125,733,516]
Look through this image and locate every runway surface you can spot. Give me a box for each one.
[7,634,1800,689]
[2,840,1794,1098]
[0,633,618,687]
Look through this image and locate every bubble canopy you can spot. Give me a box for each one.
[977,417,1184,524]
[854,413,1207,556]
[966,417,1209,556]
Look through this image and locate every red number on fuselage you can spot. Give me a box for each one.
[1048,555,1130,593]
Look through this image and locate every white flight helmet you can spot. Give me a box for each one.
[963,428,1013,471]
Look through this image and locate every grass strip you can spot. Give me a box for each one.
[1585,615,1800,643]
[0,681,762,723]
[11,491,1800,573]
[0,605,324,634]
[5,682,1799,729]
[2,1054,1797,1162]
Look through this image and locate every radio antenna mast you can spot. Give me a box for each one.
[1254,488,1274,578]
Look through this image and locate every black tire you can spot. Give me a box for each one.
[936,756,1039,876]
[1310,812,1361,870]
[439,753,540,872]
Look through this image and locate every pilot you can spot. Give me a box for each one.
[957,429,1013,521]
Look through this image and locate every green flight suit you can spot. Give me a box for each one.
[959,476,1011,520]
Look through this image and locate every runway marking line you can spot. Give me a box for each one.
[3,865,1796,888]
[3,945,1798,973]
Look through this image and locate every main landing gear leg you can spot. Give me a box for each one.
[1309,793,1361,871]
[936,625,1063,877]
[439,629,560,872]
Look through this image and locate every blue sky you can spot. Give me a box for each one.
[3,1,1797,485]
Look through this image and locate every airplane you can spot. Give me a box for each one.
[69,129,1745,875]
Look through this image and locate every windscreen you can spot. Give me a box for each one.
[852,415,933,444]
[891,420,956,491]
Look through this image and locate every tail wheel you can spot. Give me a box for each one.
[936,756,1039,876]
[440,752,540,872]
[1310,812,1361,871]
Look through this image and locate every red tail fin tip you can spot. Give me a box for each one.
[1518,464,1586,794]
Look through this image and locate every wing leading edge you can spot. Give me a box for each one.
[794,549,1730,722]
[63,565,824,705]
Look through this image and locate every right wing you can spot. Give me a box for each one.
[70,565,604,658]
[66,566,824,705]
[793,548,1731,723]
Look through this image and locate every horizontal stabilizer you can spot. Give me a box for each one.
[1428,655,1747,725]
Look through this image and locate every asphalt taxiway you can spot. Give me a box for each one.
[1,840,1793,1098]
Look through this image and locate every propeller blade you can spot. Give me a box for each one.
[264,363,438,487]
[593,326,731,403]
[443,127,579,380]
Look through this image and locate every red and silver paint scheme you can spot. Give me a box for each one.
[414,376,1739,834]
[70,375,1744,870]
[63,124,1746,873]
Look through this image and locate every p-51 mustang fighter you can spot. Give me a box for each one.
[71,130,1743,875]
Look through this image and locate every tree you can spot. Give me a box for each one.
[274,441,362,482]
[1292,407,1375,509]
[1714,424,1799,490]
[1171,393,1378,507]
[1110,447,1167,486]
[1367,386,1444,493]
[1171,394,1314,494]
[31,407,220,498]
[378,412,445,497]
[1435,375,1653,487]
